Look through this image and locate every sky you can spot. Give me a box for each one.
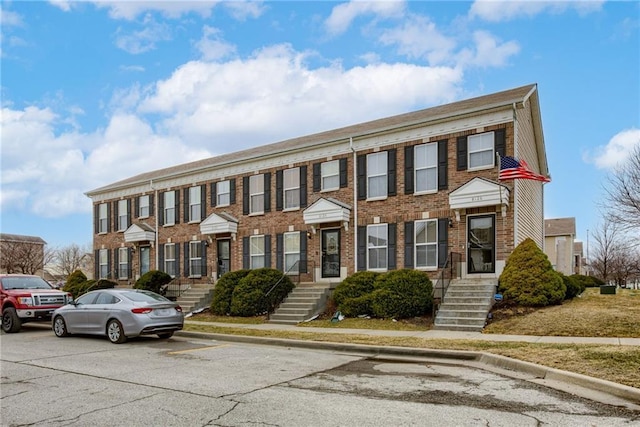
[1,0,639,254]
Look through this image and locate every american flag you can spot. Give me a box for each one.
[499,155,551,182]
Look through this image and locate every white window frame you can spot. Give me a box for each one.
[99,248,108,279]
[415,219,438,269]
[283,167,300,210]
[414,143,438,194]
[321,160,339,191]
[98,203,108,234]
[217,180,230,207]
[367,224,388,271]
[367,152,387,199]
[284,232,300,273]
[164,191,175,226]
[139,195,150,218]
[250,235,265,269]
[467,131,495,170]
[249,175,264,215]
[164,243,176,278]
[118,199,128,231]
[189,186,202,223]
[189,241,202,277]
[118,247,129,279]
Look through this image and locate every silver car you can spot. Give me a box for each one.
[52,288,184,344]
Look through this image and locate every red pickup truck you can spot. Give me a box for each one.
[1,274,73,333]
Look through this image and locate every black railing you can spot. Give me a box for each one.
[265,260,315,319]
[161,276,192,300]
[432,252,462,318]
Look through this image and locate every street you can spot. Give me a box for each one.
[1,325,638,426]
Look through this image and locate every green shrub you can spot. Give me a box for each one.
[498,238,566,306]
[332,271,381,306]
[63,270,87,297]
[370,269,433,319]
[561,273,583,299]
[135,270,172,294]
[571,274,602,288]
[229,268,294,316]
[339,294,373,317]
[211,270,250,315]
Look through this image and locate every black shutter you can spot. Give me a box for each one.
[128,248,133,279]
[438,139,448,190]
[265,235,271,267]
[211,183,217,207]
[339,158,348,188]
[183,188,189,223]
[158,193,164,226]
[184,242,189,277]
[127,199,131,229]
[387,149,396,197]
[457,136,467,171]
[135,197,140,219]
[357,226,366,271]
[107,250,111,279]
[149,194,154,219]
[201,241,207,276]
[300,165,307,208]
[175,244,181,276]
[313,162,321,192]
[114,249,119,279]
[299,231,307,274]
[94,205,99,234]
[404,221,414,268]
[106,203,111,233]
[159,244,165,273]
[201,185,206,220]
[230,179,236,205]
[388,223,397,270]
[357,154,367,200]
[94,249,99,278]
[113,201,118,232]
[404,145,414,195]
[276,170,283,211]
[264,173,271,212]
[243,177,249,215]
[438,218,449,268]
[494,128,506,164]
[243,237,250,269]
[276,233,283,271]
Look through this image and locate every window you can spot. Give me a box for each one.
[164,243,176,277]
[321,160,339,191]
[415,220,437,268]
[250,235,265,269]
[189,186,202,222]
[217,180,230,206]
[284,168,300,210]
[98,203,108,233]
[140,246,150,276]
[249,175,264,215]
[189,241,203,277]
[139,195,150,218]
[468,132,495,169]
[367,224,388,270]
[118,200,128,231]
[118,247,129,279]
[164,191,175,225]
[284,232,300,273]
[95,292,118,305]
[367,152,387,199]
[415,143,437,193]
[99,249,109,279]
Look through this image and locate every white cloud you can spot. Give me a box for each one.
[0,8,23,27]
[469,0,604,23]
[223,1,266,21]
[114,14,172,54]
[48,0,73,12]
[325,0,406,36]
[456,31,520,68]
[589,128,640,170]
[195,26,237,61]
[92,0,218,21]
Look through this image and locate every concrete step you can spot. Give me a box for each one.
[436,309,489,318]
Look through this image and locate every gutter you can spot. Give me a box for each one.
[350,137,358,273]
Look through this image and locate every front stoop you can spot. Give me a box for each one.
[269,282,338,325]
[433,278,497,332]
[175,283,215,314]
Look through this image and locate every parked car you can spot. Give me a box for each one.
[52,288,184,344]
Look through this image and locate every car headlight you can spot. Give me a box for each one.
[18,297,33,305]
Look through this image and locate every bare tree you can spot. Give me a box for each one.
[55,243,91,276]
[590,218,623,283]
[603,144,640,231]
[0,239,54,275]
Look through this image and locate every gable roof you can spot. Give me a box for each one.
[87,84,541,196]
[545,218,576,236]
[0,233,47,245]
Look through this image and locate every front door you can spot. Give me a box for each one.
[321,229,340,278]
[468,215,495,274]
[217,239,230,278]
[139,246,150,276]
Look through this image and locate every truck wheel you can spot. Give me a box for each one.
[53,316,69,337]
[106,319,127,344]
[2,307,22,333]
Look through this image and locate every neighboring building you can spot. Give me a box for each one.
[86,84,550,288]
[543,217,576,276]
[573,241,584,276]
[0,233,47,276]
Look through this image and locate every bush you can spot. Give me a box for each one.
[229,268,294,317]
[63,270,87,297]
[370,269,433,319]
[135,270,172,294]
[498,238,566,306]
[571,274,603,288]
[561,273,584,300]
[332,271,381,306]
[339,294,373,317]
[211,270,250,315]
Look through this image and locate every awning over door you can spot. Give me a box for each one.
[124,223,156,243]
[303,197,351,228]
[449,177,510,219]
[200,212,238,235]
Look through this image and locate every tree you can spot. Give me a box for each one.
[589,218,637,284]
[603,144,640,231]
[0,238,54,275]
[55,243,91,277]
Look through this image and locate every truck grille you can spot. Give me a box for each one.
[33,294,68,306]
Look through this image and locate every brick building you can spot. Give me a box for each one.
[86,84,550,289]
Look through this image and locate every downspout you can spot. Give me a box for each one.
[151,179,159,270]
[511,103,518,250]
[350,137,358,273]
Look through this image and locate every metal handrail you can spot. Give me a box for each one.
[432,252,462,318]
[265,260,315,318]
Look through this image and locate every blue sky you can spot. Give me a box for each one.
[1,0,639,253]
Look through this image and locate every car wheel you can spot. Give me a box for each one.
[53,316,69,337]
[157,332,174,339]
[2,307,22,333]
[106,319,127,344]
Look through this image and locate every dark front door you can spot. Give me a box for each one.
[139,246,150,276]
[321,229,340,278]
[217,239,230,278]
[468,215,495,274]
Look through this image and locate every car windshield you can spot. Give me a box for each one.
[120,290,170,303]
[1,276,53,290]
